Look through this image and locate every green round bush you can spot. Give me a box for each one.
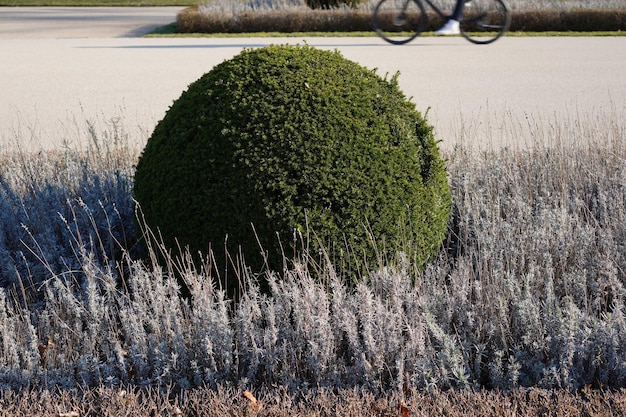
[133,44,450,294]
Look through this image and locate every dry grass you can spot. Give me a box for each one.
[1,384,626,416]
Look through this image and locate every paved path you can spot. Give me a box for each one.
[0,7,184,39]
[1,8,625,151]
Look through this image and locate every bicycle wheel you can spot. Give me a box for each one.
[373,0,426,45]
[459,0,510,45]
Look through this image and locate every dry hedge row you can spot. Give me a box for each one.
[1,385,625,417]
[176,8,376,33]
[176,7,626,33]
[511,9,626,31]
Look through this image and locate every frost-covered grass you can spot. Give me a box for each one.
[1,108,626,395]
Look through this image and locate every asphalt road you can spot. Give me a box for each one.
[1,7,625,151]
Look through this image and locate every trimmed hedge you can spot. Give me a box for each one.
[509,9,626,31]
[133,44,450,295]
[176,8,626,33]
[176,8,374,33]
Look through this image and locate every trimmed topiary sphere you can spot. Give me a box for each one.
[133,44,450,293]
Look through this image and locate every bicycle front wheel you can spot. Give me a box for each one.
[460,0,510,45]
[373,0,426,45]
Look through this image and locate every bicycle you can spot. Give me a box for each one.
[373,0,511,45]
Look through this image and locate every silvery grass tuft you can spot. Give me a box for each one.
[0,118,138,297]
[200,0,310,14]
[1,107,626,393]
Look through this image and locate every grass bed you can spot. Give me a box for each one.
[1,107,626,400]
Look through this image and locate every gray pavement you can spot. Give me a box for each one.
[0,7,183,39]
[1,8,625,151]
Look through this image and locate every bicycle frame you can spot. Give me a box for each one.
[373,0,510,45]
[418,0,455,22]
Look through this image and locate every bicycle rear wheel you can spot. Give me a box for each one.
[373,0,426,45]
[459,0,510,45]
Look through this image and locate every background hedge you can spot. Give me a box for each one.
[176,8,626,33]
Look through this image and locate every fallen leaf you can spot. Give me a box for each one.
[243,390,257,403]
[38,338,55,366]
[399,402,410,417]
[243,390,262,412]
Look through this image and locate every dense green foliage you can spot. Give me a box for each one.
[133,44,450,293]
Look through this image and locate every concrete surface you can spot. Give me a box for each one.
[1,7,625,152]
[0,7,184,39]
